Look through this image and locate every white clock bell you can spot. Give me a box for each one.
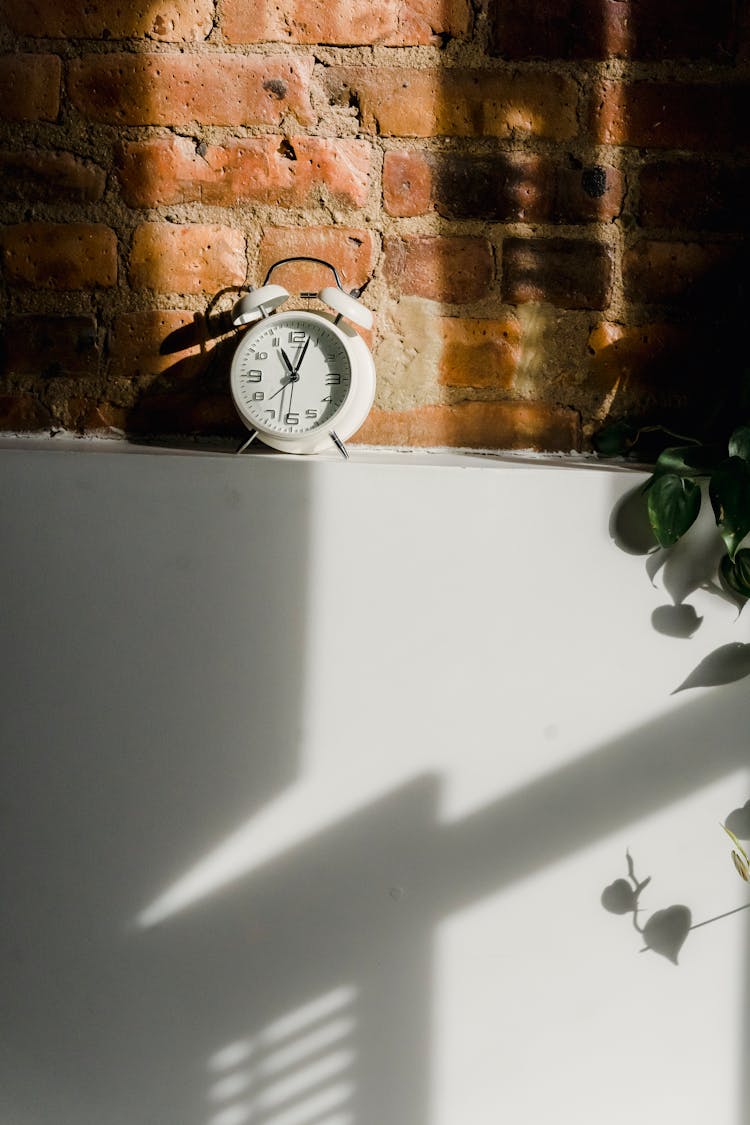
[229,257,375,458]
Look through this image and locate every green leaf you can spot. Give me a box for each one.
[652,443,722,478]
[719,550,750,600]
[709,456,750,559]
[647,473,701,547]
[729,426,750,461]
[722,823,750,866]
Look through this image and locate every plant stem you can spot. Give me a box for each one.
[635,425,702,446]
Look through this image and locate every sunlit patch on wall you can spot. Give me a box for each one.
[206,987,357,1125]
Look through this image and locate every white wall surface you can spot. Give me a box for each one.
[1,442,748,1125]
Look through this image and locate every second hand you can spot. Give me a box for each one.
[272,347,297,422]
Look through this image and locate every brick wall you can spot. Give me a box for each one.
[0,0,748,450]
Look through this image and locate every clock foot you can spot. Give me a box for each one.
[330,431,349,460]
[236,430,259,454]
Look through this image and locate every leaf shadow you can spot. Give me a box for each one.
[641,905,692,965]
[609,483,657,556]
[600,852,692,965]
[651,603,703,638]
[672,642,750,693]
[725,799,750,841]
[610,481,720,615]
[601,850,749,966]
[611,481,745,654]
[659,490,726,607]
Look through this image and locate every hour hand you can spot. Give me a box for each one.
[280,348,295,374]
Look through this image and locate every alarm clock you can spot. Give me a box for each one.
[229,257,375,458]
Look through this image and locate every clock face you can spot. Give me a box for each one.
[231,312,353,436]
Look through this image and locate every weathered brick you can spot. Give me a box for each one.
[222,0,470,45]
[0,0,214,40]
[490,0,737,61]
[2,315,99,378]
[0,54,61,122]
[383,150,435,217]
[623,240,739,304]
[384,235,494,303]
[259,228,375,292]
[325,67,578,140]
[437,317,521,389]
[384,149,623,221]
[72,400,129,433]
[1,223,117,288]
[118,135,371,209]
[0,150,105,203]
[591,81,750,151]
[129,223,246,293]
[740,0,750,60]
[126,391,241,435]
[639,161,750,231]
[587,321,694,407]
[352,401,580,450]
[108,310,200,380]
[106,310,223,392]
[502,237,613,309]
[69,53,315,126]
[586,319,735,431]
[0,392,53,431]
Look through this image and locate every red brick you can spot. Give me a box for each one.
[740,0,750,60]
[383,150,435,216]
[502,237,613,310]
[106,310,223,391]
[384,235,494,303]
[126,391,241,436]
[384,149,623,221]
[118,135,371,209]
[325,67,578,140]
[437,317,521,389]
[490,0,736,61]
[591,81,750,150]
[130,223,246,294]
[587,321,694,405]
[0,54,60,122]
[108,310,200,380]
[72,400,129,434]
[2,315,99,378]
[222,0,470,45]
[0,392,53,431]
[352,401,580,450]
[639,161,750,231]
[0,0,214,40]
[1,223,117,289]
[259,228,375,292]
[586,320,729,425]
[0,150,105,203]
[623,240,739,304]
[69,53,315,126]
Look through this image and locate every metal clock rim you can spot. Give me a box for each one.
[229,308,357,439]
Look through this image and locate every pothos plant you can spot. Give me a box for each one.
[595,422,750,602]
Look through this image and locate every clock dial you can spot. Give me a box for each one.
[232,314,352,435]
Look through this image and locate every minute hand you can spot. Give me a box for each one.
[292,337,310,375]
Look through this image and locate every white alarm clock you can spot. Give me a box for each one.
[229,257,375,458]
